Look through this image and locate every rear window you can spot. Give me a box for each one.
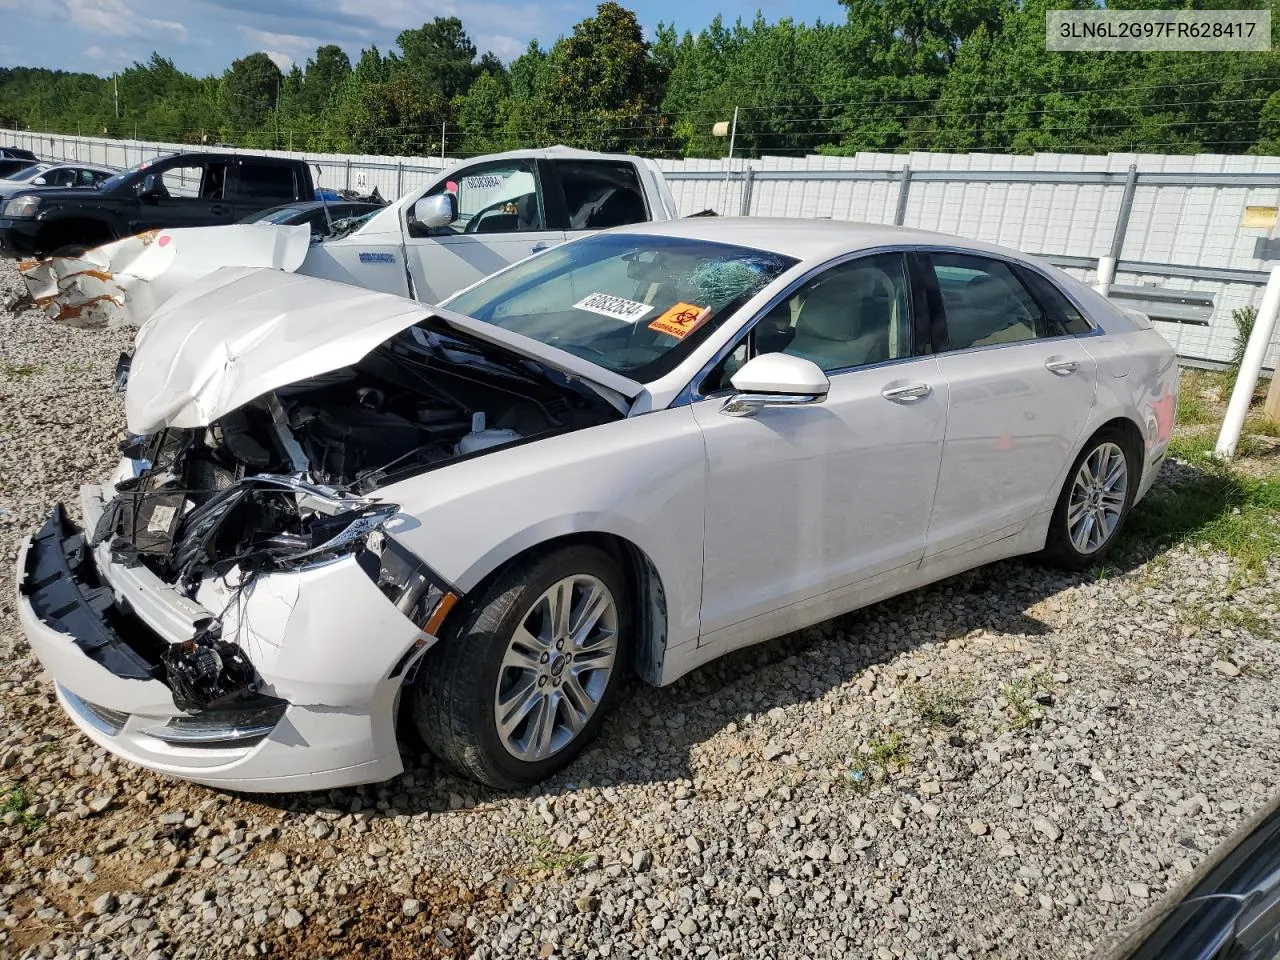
[237,163,297,201]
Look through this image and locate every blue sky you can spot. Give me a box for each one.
[0,0,842,76]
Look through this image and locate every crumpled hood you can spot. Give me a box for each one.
[125,266,643,435]
[21,223,311,328]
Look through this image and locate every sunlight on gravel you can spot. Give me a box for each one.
[1,258,1278,960]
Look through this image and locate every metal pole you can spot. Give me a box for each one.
[344,158,352,191]
[114,75,119,119]
[1097,163,1138,296]
[441,121,447,162]
[739,166,755,216]
[396,161,404,199]
[1217,264,1280,458]
[718,106,738,215]
[893,163,912,226]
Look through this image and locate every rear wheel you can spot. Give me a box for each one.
[410,545,629,789]
[1040,428,1138,569]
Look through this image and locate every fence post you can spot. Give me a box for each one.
[1217,264,1280,458]
[396,161,403,200]
[894,163,912,226]
[344,158,352,192]
[738,166,755,216]
[1097,163,1138,295]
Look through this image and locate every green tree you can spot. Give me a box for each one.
[219,52,281,136]
[302,44,352,114]
[395,17,481,101]
[543,2,670,152]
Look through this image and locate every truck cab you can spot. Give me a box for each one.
[299,147,678,303]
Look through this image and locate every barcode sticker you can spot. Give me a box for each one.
[574,293,654,323]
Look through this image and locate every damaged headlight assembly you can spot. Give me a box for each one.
[151,475,456,718]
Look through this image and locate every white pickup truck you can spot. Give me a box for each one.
[23,146,681,327]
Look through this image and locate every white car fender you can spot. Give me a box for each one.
[384,405,709,660]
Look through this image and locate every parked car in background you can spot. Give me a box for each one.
[16,219,1177,793]
[0,162,117,200]
[0,146,41,178]
[1,162,51,182]
[22,146,676,328]
[240,199,383,238]
[0,151,315,258]
[1099,792,1280,959]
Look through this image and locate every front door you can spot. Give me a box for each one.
[920,251,1099,557]
[692,252,948,638]
[404,159,565,303]
[130,159,235,233]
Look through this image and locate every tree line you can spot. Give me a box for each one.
[2,0,1279,161]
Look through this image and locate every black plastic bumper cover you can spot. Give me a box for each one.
[21,504,159,681]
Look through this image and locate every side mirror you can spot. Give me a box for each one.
[722,353,829,418]
[414,193,457,228]
[32,176,46,185]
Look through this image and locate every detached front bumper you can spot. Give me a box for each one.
[16,489,435,792]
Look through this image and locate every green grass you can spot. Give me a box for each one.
[0,788,44,834]
[1,362,41,379]
[905,682,972,728]
[1175,390,1217,427]
[1001,671,1053,730]
[836,730,910,792]
[1127,460,1280,577]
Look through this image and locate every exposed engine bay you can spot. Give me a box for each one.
[96,319,621,602]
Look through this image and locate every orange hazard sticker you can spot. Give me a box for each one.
[648,303,710,340]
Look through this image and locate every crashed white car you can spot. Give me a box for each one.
[17,219,1177,792]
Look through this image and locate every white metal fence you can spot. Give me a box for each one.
[7,127,1280,367]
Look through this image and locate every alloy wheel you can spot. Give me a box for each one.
[1067,441,1128,555]
[493,574,619,761]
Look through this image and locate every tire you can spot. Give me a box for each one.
[1040,427,1139,570]
[411,544,630,789]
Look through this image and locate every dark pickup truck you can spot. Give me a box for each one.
[0,152,315,258]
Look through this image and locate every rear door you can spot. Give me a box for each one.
[404,158,565,304]
[921,251,1098,557]
[548,159,652,233]
[230,161,303,219]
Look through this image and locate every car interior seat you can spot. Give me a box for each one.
[785,267,896,371]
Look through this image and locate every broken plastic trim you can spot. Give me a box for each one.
[362,532,459,641]
[168,475,399,586]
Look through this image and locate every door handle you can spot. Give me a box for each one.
[210,204,230,216]
[881,382,932,403]
[1045,357,1079,375]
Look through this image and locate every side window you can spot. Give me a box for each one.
[1016,266,1094,335]
[779,254,913,373]
[237,163,296,202]
[928,253,1051,350]
[51,169,76,186]
[555,160,648,230]
[420,161,543,236]
[76,169,98,186]
[158,163,206,199]
[700,253,912,392]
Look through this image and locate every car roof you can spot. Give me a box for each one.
[610,217,1046,267]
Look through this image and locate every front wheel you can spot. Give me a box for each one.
[410,544,629,789]
[1040,429,1138,569]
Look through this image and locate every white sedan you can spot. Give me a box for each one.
[16,219,1178,791]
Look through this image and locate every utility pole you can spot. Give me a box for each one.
[275,77,281,150]
[113,75,119,119]
[441,121,446,162]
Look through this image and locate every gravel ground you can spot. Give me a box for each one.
[1,257,1278,960]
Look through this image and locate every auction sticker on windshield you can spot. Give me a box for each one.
[574,293,654,323]
[649,302,711,340]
